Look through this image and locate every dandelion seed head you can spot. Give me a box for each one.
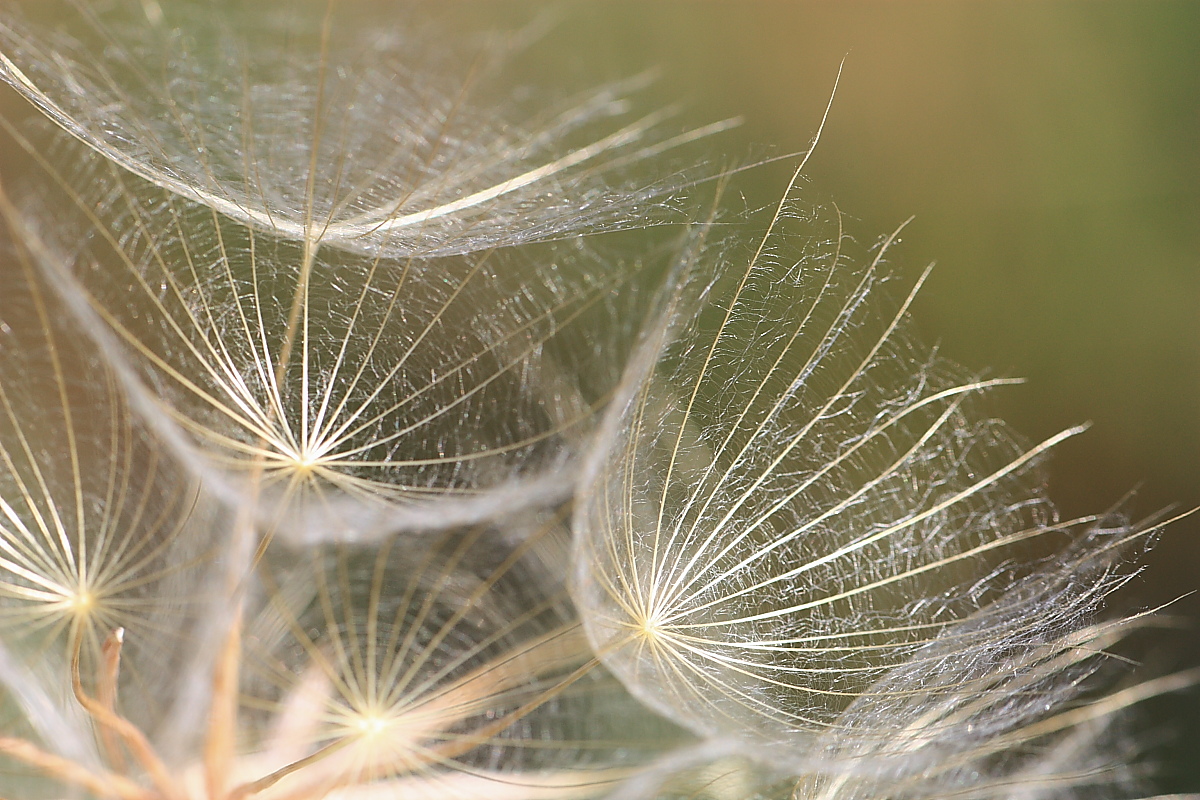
[573,185,1161,776]
[0,102,659,541]
[0,0,719,260]
[228,515,682,794]
[0,0,707,541]
[0,225,235,771]
[0,4,1189,798]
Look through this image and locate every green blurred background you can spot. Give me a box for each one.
[535,1,1200,788]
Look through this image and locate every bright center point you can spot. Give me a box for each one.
[636,611,663,640]
[354,713,390,737]
[69,591,94,612]
[287,450,325,476]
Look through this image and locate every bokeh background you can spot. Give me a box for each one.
[527,1,1200,789]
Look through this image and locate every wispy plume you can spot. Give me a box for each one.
[0,214,236,787]
[572,167,1189,790]
[0,0,727,258]
[0,0,695,538]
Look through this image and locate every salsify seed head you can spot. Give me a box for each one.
[0,0,724,260]
[0,220,237,788]
[0,0,693,539]
[0,3,1192,800]
[572,178,1176,780]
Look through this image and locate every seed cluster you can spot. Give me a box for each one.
[0,3,1191,800]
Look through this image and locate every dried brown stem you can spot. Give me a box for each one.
[97,627,129,774]
[71,630,183,800]
[206,601,245,800]
[0,736,155,800]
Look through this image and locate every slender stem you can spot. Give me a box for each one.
[205,601,244,800]
[0,736,155,800]
[70,629,182,800]
[96,627,129,774]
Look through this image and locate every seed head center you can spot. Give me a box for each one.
[636,609,665,641]
[289,448,326,476]
[354,712,391,738]
[69,590,94,613]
